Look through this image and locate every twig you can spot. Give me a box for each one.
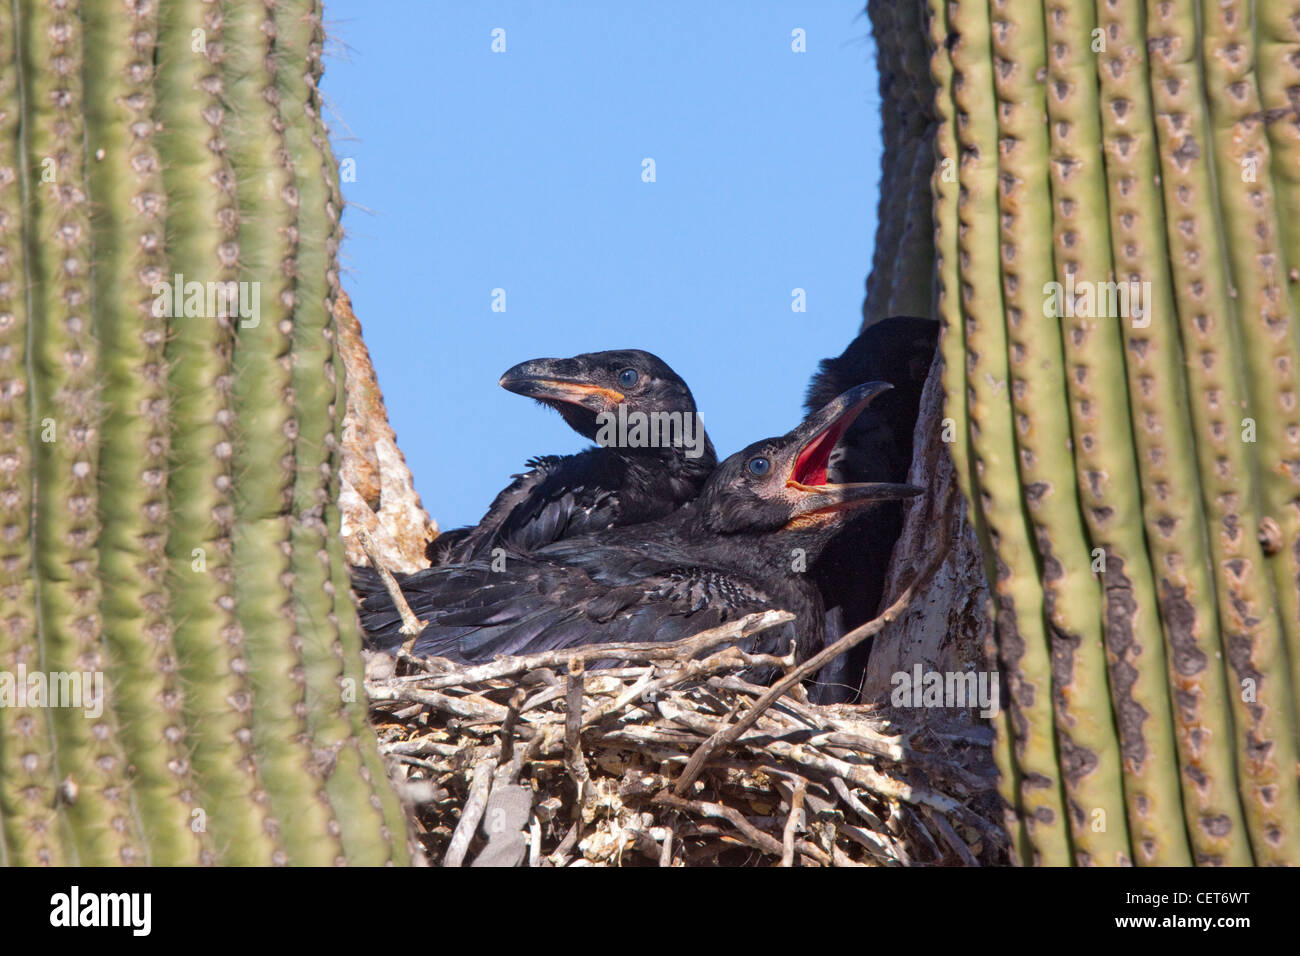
[387,610,794,689]
[529,816,542,867]
[929,808,979,866]
[659,822,675,867]
[357,528,424,639]
[443,759,495,867]
[565,659,591,808]
[653,793,785,859]
[545,822,580,867]
[780,781,808,867]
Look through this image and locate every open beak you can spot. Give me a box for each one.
[499,358,624,412]
[785,382,922,521]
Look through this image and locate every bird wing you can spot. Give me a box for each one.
[359,546,783,663]
[436,452,626,563]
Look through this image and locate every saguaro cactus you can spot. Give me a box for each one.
[868,0,1300,864]
[0,0,409,865]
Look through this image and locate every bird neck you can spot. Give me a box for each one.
[620,432,717,485]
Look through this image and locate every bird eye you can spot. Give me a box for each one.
[747,457,770,477]
[618,368,639,388]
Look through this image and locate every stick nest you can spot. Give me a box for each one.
[365,610,1007,867]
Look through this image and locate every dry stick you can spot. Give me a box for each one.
[653,793,830,865]
[837,821,900,864]
[545,822,580,867]
[673,486,957,796]
[528,816,542,867]
[565,660,592,808]
[498,688,526,769]
[356,528,424,638]
[442,759,495,867]
[780,781,808,867]
[659,822,675,867]
[389,609,795,690]
[928,808,978,867]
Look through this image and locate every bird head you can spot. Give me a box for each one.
[698,382,922,541]
[498,348,703,444]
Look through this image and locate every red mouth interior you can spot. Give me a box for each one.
[790,402,864,487]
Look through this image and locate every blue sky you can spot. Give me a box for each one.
[323,1,882,532]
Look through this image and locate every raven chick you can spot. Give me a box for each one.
[360,384,919,665]
[428,349,716,564]
[802,316,939,700]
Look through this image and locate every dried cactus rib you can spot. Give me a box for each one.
[279,0,412,864]
[0,3,64,867]
[1092,0,1251,865]
[21,0,146,866]
[947,0,1072,865]
[1203,0,1300,737]
[84,0,211,866]
[1146,0,1300,864]
[154,0,284,865]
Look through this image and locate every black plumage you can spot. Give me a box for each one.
[358,384,919,666]
[428,349,716,564]
[802,316,939,699]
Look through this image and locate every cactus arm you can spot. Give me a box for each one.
[154,0,284,864]
[83,0,214,867]
[1146,0,1300,863]
[0,2,65,866]
[1091,0,1252,865]
[1202,0,1300,742]
[948,0,1072,865]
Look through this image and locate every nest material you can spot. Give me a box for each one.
[365,609,1007,867]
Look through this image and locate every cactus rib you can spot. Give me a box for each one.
[277,0,411,863]
[1146,0,1300,863]
[924,0,1028,864]
[1201,0,1300,744]
[84,0,214,867]
[0,1,64,866]
[20,0,147,866]
[988,0,1139,866]
[1092,0,1252,865]
[948,0,1072,865]
[1042,0,1185,866]
[155,0,284,864]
